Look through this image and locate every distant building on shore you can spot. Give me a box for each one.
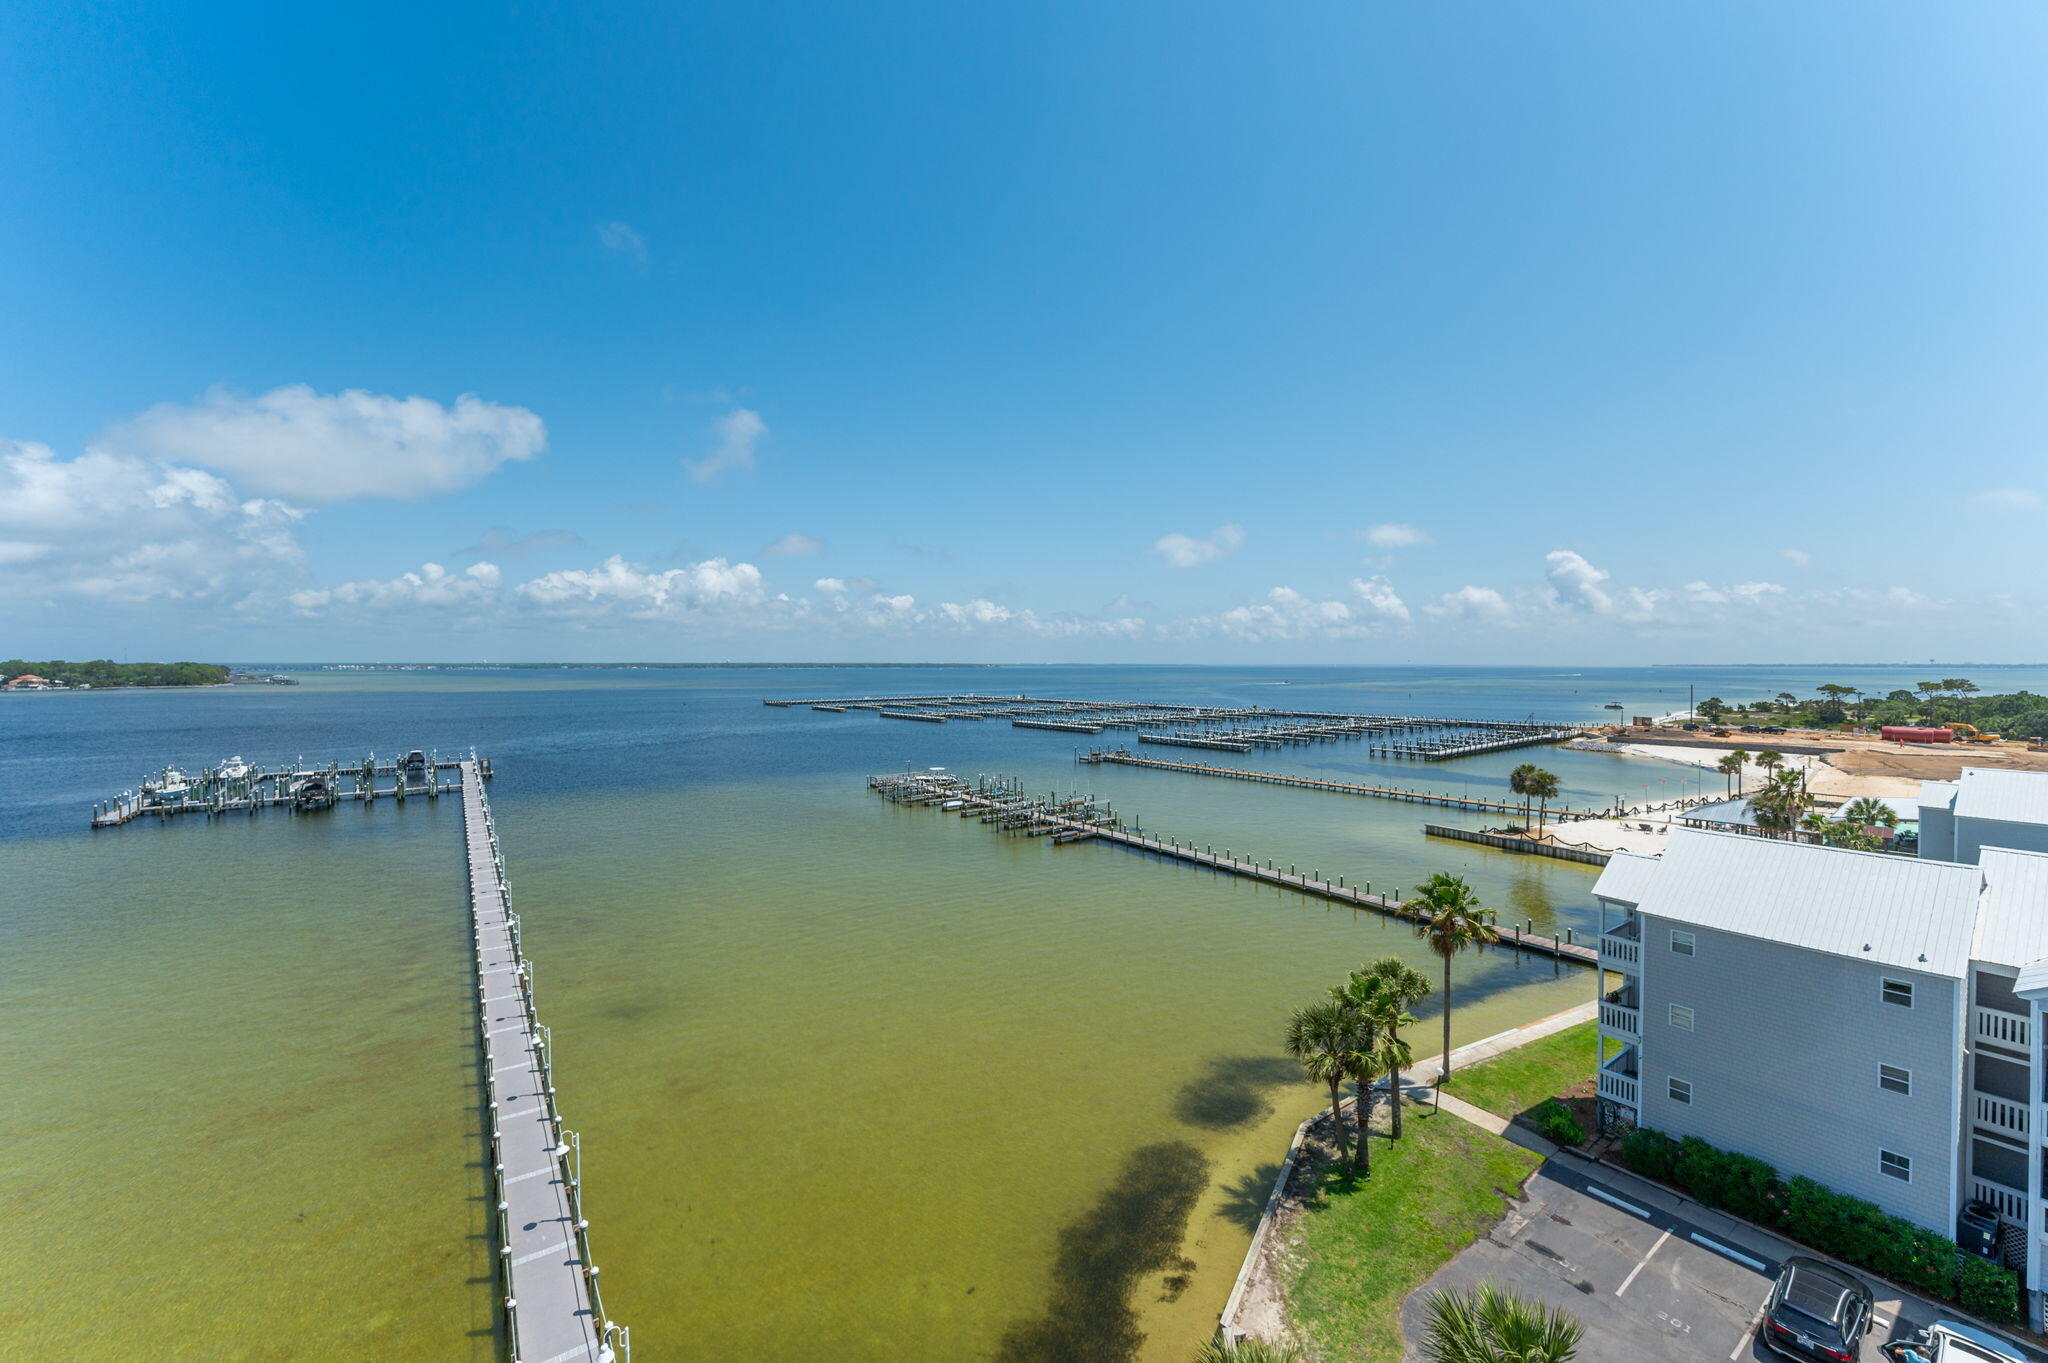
[3,673,64,690]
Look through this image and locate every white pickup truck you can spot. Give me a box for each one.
[1882,1320,2028,1363]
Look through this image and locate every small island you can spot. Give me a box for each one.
[1,659,233,690]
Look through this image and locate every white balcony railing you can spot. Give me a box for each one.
[1975,1007,2032,1051]
[1599,1001,1641,1037]
[1598,1067,1640,1107]
[1976,1093,2030,1138]
[1974,1178,2026,1222]
[1599,933,1642,969]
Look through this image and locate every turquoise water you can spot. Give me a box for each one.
[6,663,2041,1359]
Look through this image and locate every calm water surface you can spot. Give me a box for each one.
[8,664,2043,1359]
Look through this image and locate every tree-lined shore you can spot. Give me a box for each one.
[1,659,229,688]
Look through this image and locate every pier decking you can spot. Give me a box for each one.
[92,754,627,1362]
[1076,747,1615,820]
[869,770,1597,967]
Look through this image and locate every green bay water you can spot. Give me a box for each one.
[9,663,2044,1359]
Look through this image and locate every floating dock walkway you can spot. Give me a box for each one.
[93,754,628,1362]
[869,770,1597,968]
[1076,748,1613,821]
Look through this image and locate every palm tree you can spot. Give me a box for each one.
[1749,769,1813,840]
[1525,768,1561,837]
[1509,762,1539,831]
[1410,872,1500,1085]
[1287,1000,1363,1168]
[1714,751,1744,797]
[1841,796,1899,830]
[1345,1036,1400,1176]
[1355,958,1430,1138]
[1755,749,1784,781]
[1419,1283,1585,1363]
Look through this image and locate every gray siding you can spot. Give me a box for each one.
[1920,805,1957,862]
[1636,913,1962,1232]
[1954,816,2048,865]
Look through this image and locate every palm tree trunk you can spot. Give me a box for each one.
[1326,1077,1350,1165]
[1440,953,1454,1084]
[1388,1042,1405,1140]
[1356,1083,1371,1176]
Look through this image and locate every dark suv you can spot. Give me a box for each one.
[1763,1256,1875,1361]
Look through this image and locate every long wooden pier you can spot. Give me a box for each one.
[462,763,629,1363]
[90,750,484,827]
[1077,748,1615,820]
[869,771,1598,967]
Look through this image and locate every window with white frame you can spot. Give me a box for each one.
[1879,1149,1911,1181]
[1670,930,1695,956]
[1668,1078,1692,1104]
[1668,1003,1695,1031]
[1881,978,1914,1008]
[1879,1064,1910,1095]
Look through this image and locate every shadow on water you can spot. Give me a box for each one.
[995,1141,1210,1363]
[1170,1055,1299,1131]
[1214,1162,1285,1234]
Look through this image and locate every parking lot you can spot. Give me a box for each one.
[1401,1150,2029,1363]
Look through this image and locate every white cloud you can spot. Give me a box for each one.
[814,577,848,595]
[1977,488,2042,511]
[1780,547,1812,568]
[1349,574,1411,623]
[1428,585,1513,620]
[1360,522,1433,549]
[595,220,649,271]
[516,554,772,619]
[105,384,546,504]
[1151,523,1244,569]
[0,439,305,603]
[290,561,502,615]
[1543,549,1658,620]
[685,409,767,485]
[762,531,825,558]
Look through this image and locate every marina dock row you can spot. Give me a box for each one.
[774,692,1580,760]
[1075,747,1610,820]
[90,750,487,826]
[868,770,1598,968]
[462,761,629,1363]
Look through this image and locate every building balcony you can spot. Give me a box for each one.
[1974,1178,2026,1223]
[1599,920,1642,970]
[1599,988,1641,1039]
[1975,1006,2032,1052]
[1598,1046,1640,1109]
[1976,1092,2031,1139]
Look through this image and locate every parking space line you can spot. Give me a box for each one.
[1585,1185,1652,1219]
[1616,1228,1670,1297]
[1732,1291,1771,1361]
[1689,1231,1768,1272]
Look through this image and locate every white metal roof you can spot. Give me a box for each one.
[1634,828,1983,978]
[1973,847,2048,970]
[1950,768,2048,828]
[1591,850,1662,906]
[1917,780,1959,813]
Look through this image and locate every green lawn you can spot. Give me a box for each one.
[1450,1020,1597,1120]
[1280,1108,1543,1362]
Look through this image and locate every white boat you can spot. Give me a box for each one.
[144,768,191,797]
[218,756,250,781]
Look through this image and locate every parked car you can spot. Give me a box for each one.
[1880,1319,2026,1363]
[1761,724,1788,734]
[1742,724,1762,733]
[1762,1255,1874,1361]
[1681,722,1700,731]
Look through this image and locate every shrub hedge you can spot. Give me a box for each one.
[1618,1128,2021,1324]
[1530,1100,1586,1147]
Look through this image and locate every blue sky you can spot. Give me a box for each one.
[3,2,2044,663]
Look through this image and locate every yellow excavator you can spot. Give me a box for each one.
[1946,723,2003,744]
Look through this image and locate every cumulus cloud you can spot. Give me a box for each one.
[516,554,773,618]
[0,439,304,603]
[1151,523,1244,569]
[1543,549,1657,620]
[1428,585,1513,620]
[1349,574,1411,623]
[1359,522,1433,550]
[105,384,546,504]
[454,526,583,559]
[762,531,824,558]
[290,561,502,615]
[685,409,767,485]
[1977,488,2042,511]
[596,220,650,271]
